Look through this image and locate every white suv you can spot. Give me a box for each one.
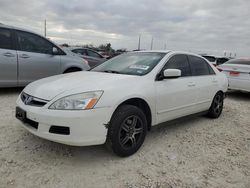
[16,51,228,157]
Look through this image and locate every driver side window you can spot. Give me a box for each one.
[163,54,191,77]
[16,30,54,54]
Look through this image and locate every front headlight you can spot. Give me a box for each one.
[49,91,103,110]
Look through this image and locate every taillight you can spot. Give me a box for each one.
[84,60,89,65]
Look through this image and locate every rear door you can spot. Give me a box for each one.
[0,27,17,87]
[15,30,61,86]
[155,54,197,123]
[188,55,218,112]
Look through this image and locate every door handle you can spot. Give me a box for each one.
[212,79,218,83]
[3,52,15,57]
[188,82,196,87]
[20,54,30,59]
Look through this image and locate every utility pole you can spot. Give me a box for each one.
[164,41,167,50]
[44,19,47,37]
[150,36,154,50]
[138,34,141,50]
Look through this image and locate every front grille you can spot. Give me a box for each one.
[21,92,48,107]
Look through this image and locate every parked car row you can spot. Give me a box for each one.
[0,24,249,157]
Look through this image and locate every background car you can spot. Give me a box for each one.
[70,47,107,68]
[218,59,250,92]
[202,55,229,67]
[0,24,90,88]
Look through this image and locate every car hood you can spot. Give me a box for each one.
[23,71,137,100]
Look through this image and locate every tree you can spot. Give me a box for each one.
[61,43,69,47]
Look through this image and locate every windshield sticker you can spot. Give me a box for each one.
[129,65,150,70]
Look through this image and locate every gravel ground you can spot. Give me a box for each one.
[0,88,249,188]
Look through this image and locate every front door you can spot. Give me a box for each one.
[155,54,197,124]
[15,30,61,86]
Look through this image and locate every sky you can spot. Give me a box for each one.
[0,0,250,57]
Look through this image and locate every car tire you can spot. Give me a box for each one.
[106,105,147,157]
[64,68,81,74]
[207,92,224,118]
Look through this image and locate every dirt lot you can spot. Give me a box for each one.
[0,88,249,188]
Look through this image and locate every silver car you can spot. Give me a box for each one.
[0,24,90,88]
[70,47,106,68]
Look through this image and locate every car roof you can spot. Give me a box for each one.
[134,50,205,57]
[69,47,96,51]
[0,23,35,33]
[202,54,229,59]
[0,24,63,49]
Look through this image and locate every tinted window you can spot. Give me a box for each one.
[87,50,102,58]
[72,49,87,55]
[163,54,191,77]
[217,58,229,65]
[202,56,216,62]
[188,55,211,76]
[17,31,53,54]
[225,59,250,66]
[0,28,13,50]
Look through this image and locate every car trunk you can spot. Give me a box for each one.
[219,64,250,80]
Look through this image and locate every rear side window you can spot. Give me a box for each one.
[202,56,216,62]
[72,49,87,55]
[188,55,214,76]
[0,28,13,50]
[163,54,191,77]
[87,50,102,58]
[217,58,229,65]
[16,30,53,54]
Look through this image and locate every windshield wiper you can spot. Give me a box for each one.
[103,70,122,74]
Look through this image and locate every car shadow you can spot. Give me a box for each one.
[0,87,23,96]
[226,90,250,101]
[19,114,204,163]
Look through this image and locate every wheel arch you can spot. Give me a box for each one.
[63,67,82,73]
[112,98,152,131]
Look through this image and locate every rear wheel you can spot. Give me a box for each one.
[207,92,224,118]
[106,105,147,157]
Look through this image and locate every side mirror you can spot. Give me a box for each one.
[52,47,59,55]
[163,69,181,78]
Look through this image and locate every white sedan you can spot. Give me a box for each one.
[16,51,228,157]
[218,59,250,92]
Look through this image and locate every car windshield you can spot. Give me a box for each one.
[91,52,166,76]
[225,59,250,66]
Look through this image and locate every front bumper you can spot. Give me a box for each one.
[16,96,112,146]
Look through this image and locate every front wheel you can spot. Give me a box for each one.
[106,105,147,157]
[207,92,224,118]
